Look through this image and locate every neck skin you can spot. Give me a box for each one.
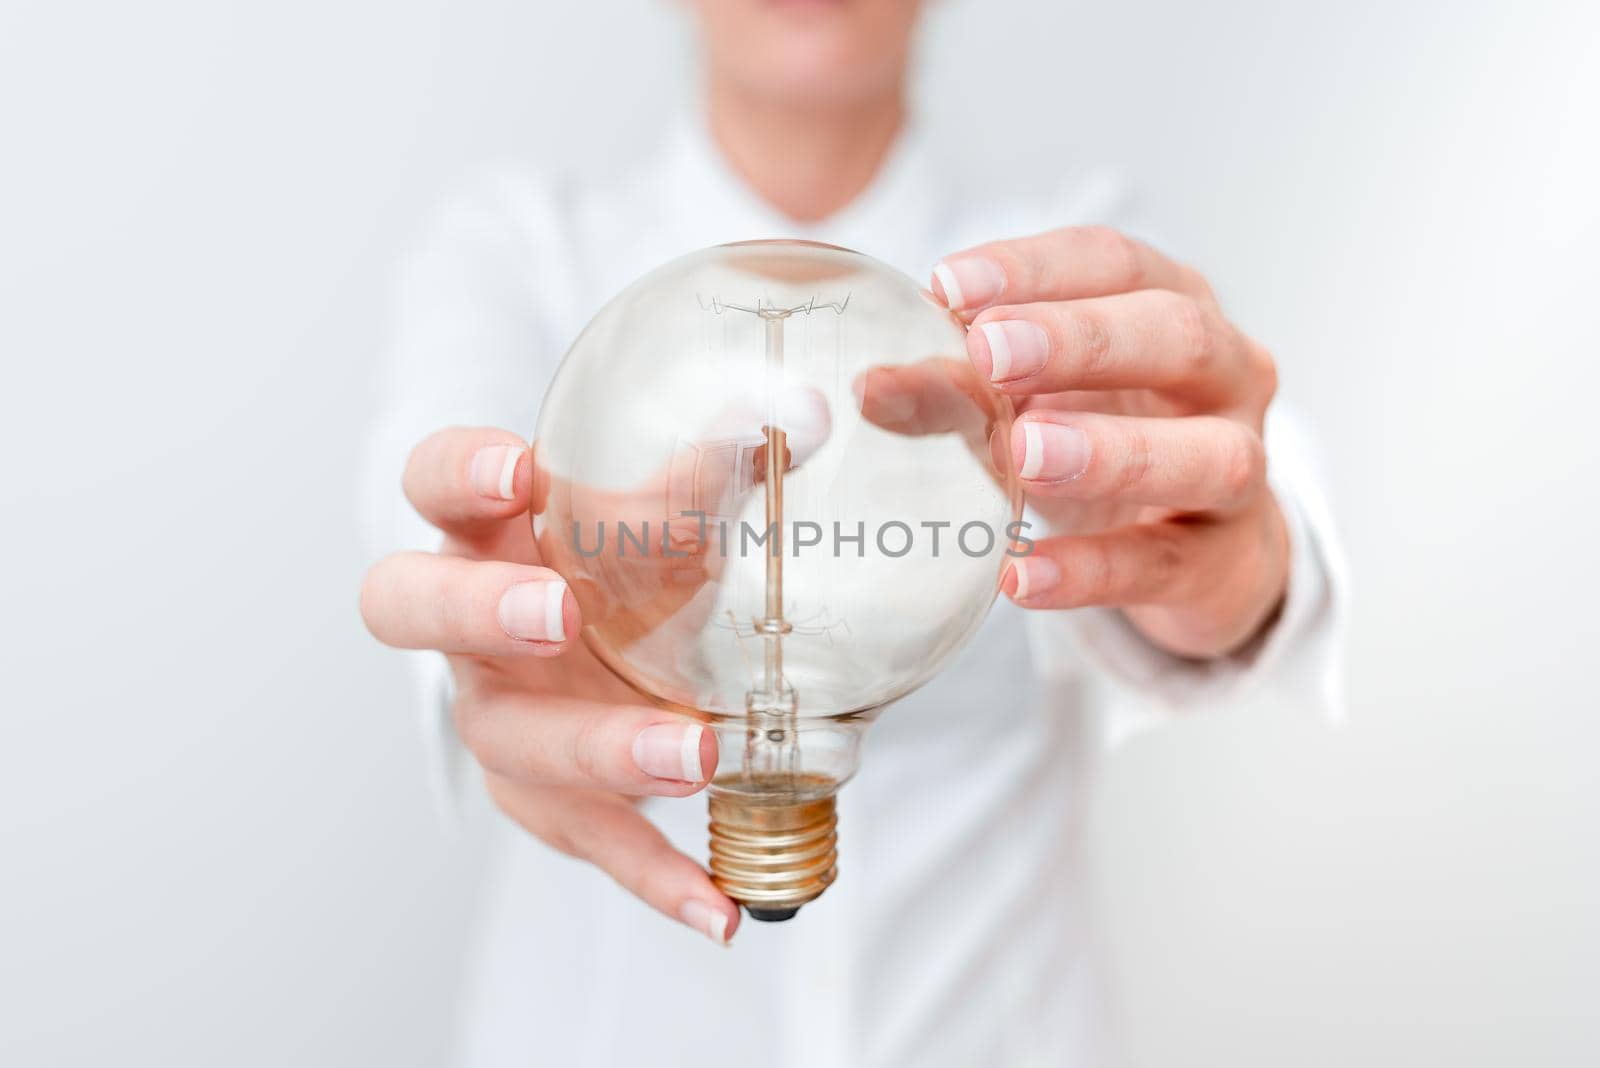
[705,75,906,224]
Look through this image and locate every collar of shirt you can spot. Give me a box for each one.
[656,109,947,280]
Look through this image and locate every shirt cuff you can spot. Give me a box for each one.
[1024,412,1348,746]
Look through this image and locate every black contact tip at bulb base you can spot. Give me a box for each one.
[745,905,801,923]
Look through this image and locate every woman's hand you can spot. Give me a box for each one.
[359,427,740,945]
[932,226,1289,659]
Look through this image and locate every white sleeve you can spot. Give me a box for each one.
[1011,173,1348,743]
[1023,405,1348,746]
[360,170,571,817]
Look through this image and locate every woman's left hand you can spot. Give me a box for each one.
[932,225,1289,659]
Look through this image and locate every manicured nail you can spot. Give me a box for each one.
[497,580,569,642]
[977,320,1049,382]
[932,256,1006,311]
[854,368,917,426]
[778,390,831,442]
[1008,556,1062,601]
[875,387,917,426]
[632,722,710,782]
[1018,421,1091,482]
[471,444,523,500]
[679,899,730,946]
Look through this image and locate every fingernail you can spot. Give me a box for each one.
[854,369,917,426]
[679,899,731,946]
[497,580,569,642]
[471,444,523,500]
[1018,421,1091,482]
[932,256,1006,311]
[1007,555,1062,601]
[633,722,710,782]
[875,388,917,426]
[976,320,1049,382]
[778,389,831,442]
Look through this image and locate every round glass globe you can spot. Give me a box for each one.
[531,241,1020,787]
[532,240,1020,918]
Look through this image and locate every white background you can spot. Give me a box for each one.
[1,0,1596,1064]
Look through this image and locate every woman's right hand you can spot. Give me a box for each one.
[359,426,741,946]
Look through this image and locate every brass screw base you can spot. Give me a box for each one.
[707,775,838,921]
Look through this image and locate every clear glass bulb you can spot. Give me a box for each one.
[531,240,1020,920]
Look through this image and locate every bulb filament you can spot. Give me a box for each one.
[701,292,849,788]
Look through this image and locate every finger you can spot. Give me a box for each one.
[968,289,1247,402]
[535,389,831,565]
[485,776,740,945]
[403,426,532,541]
[1009,411,1266,512]
[360,553,578,655]
[459,691,720,797]
[697,384,833,471]
[1002,520,1238,609]
[852,357,999,441]
[931,225,1210,316]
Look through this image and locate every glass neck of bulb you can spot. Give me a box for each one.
[707,713,865,792]
[704,714,866,921]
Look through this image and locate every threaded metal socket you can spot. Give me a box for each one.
[707,775,838,920]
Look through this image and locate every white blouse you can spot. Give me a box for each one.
[365,114,1346,1068]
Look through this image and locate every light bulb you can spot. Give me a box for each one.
[530,240,1020,921]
